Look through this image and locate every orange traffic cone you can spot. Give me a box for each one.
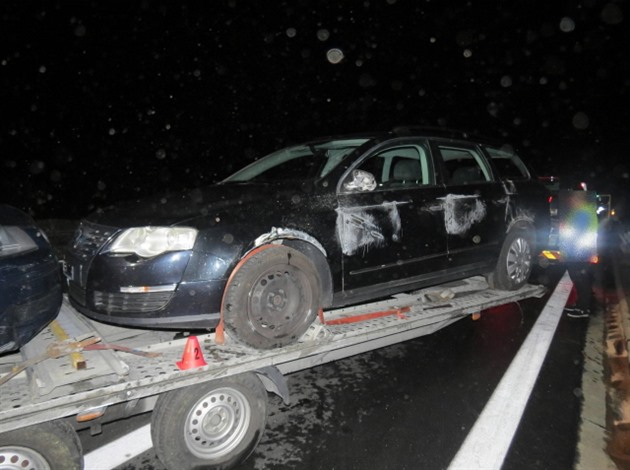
[176,336,208,370]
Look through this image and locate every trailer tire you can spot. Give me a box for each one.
[222,245,321,349]
[151,373,267,470]
[0,419,82,470]
[487,228,534,291]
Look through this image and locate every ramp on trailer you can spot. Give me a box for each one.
[0,276,545,435]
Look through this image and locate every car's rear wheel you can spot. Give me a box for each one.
[487,228,534,291]
[222,245,321,349]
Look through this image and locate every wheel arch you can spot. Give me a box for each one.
[506,216,537,245]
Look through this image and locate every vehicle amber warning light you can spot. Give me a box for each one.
[541,251,598,264]
[542,250,561,260]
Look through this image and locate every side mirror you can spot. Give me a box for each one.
[343,170,377,192]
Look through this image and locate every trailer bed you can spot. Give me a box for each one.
[0,276,545,434]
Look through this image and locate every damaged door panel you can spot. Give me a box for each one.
[432,141,507,271]
[337,141,448,296]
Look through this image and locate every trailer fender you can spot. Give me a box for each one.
[255,366,290,405]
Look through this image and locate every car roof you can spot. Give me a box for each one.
[390,126,504,147]
[306,127,506,148]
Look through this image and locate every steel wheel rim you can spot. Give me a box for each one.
[0,446,51,470]
[184,387,251,459]
[506,236,531,284]
[248,265,313,339]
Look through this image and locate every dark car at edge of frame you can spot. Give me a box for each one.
[0,205,63,354]
[63,128,551,349]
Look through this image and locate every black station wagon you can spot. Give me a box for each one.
[64,128,550,349]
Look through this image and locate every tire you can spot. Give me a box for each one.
[0,420,83,470]
[487,228,534,291]
[222,245,321,349]
[151,373,267,470]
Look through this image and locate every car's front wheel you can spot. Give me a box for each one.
[487,228,534,291]
[222,245,321,349]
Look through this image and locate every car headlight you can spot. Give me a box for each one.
[107,227,198,258]
[0,226,38,259]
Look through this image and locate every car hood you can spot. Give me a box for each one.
[87,182,313,228]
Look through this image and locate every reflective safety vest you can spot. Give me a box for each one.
[558,190,598,263]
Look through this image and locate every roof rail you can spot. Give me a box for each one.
[391,125,496,143]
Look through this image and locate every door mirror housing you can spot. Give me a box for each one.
[343,169,377,192]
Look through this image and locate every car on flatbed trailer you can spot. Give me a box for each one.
[63,128,550,349]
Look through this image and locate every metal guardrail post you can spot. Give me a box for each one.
[605,223,630,464]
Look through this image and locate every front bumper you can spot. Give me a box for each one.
[67,278,224,330]
[0,254,62,353]
[63,221,239,330]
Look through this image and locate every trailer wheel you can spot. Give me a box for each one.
[151,373,267,470]
[0,419,82,470]
[487,228,533,290]
[222,245,321,349]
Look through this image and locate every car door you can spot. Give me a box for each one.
[336,139,448,296]
[431,140,508,270]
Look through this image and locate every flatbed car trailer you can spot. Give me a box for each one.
[0,276,546,469]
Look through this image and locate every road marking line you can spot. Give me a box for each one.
[448,271,573,470]
[83,423,152,470]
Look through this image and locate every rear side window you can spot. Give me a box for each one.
[484,146,530,180]
[437,145,492,186]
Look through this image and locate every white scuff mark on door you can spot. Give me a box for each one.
[502,179,517,195]
[499,181,516,231]
[440,194,487,235]
[337,210,385,256]
[336,202,402,256]
[499,194,513,230]
[388,203,402,241]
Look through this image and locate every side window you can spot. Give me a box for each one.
[484,146,531,180]
[438,145,492,186]
[352,144,432,190]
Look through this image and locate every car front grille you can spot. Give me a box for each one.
[70,222,119,261]
[92,290,174,313]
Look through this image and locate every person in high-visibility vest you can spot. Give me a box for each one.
[558,188,599,318]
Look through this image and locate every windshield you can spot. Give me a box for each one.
[223,139,369,183]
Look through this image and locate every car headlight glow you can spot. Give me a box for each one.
[0,226,38,259]
[107,227,198,258]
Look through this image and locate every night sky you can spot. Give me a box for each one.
[1,1,629,219]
